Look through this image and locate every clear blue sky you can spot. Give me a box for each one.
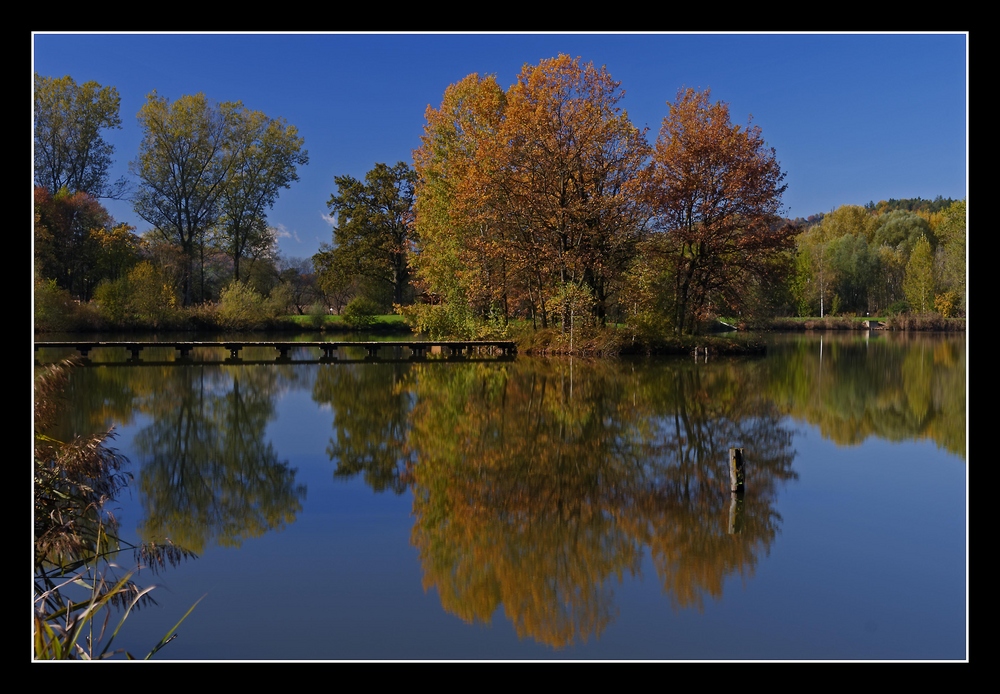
[32,32,968,263]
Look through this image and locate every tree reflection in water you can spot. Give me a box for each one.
[133,365,306,554]
[327,357,798,648]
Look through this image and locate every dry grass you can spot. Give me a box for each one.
[34,360,198,660]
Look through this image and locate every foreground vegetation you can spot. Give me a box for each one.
[34,360,198,659]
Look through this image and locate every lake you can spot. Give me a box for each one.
[35,330,967,661]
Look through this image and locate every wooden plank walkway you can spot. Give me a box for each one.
[34,340,517,363]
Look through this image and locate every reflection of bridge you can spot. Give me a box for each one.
[34,340,517,364]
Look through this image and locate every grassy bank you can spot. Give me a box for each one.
[756,315,966,332]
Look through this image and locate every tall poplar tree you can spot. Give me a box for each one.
[903,236,935,313]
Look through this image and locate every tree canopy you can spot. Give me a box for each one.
[217,109,308,283]
[315,161,416,309]
[131,92,306,305]
[34,74,126,199]
[645,88,792,334]
[34,186,138,301]
[411,55,652,331]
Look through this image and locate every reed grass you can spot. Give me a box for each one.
[33,359,199,660]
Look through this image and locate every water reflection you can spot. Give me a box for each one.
[134,365,306,553]
[313,363,414,494]
[397,358,796,646]
[39,332,965,654]
[763,332,965,456]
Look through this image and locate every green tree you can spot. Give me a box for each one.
[903,236,935,313]
[273,256,319,315]
[34,74,126,199]
[826,233,879,314]
[132,92,239,305]
[320,161,417,308]
[648,88,791,334]
[873,210,934,256]
[216,109,308,283]
[934,199,966,316]
[873,245,908,314]
[792,205,881,317]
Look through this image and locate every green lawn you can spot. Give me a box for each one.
[281,313,408,328]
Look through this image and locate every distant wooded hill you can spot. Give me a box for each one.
[788,196,959,230]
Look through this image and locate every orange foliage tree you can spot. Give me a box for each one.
[647,88,793,334]
[412,56,652,330]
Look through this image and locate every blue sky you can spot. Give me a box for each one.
[32,32,968,263]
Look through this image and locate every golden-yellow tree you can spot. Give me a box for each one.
[412,73,507,327]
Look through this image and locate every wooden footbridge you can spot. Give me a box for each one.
[34,340,517,365]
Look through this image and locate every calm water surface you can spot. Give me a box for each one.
[36,331,967,660]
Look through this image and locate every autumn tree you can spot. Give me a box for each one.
[34,74,127,199]
[34,186,139,301]
[933,199,966,316]
[647,88,792,334]
[411,73,507,330]
[411,56,651,331]
[316,162,417,309]
[479,56,650,326]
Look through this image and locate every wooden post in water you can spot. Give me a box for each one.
[728,447,745,534]
[729,447,745,494]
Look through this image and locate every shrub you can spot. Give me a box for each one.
[264,282,295,319]
[92,262,181,330]
[341,296,380,329]
[34,277,80,332]
[934,291,960,318]
[307,302,328,329]
[218,280,267,330]
[128,262,180,328]
[93,277,132,327]
[885,300,909,317]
